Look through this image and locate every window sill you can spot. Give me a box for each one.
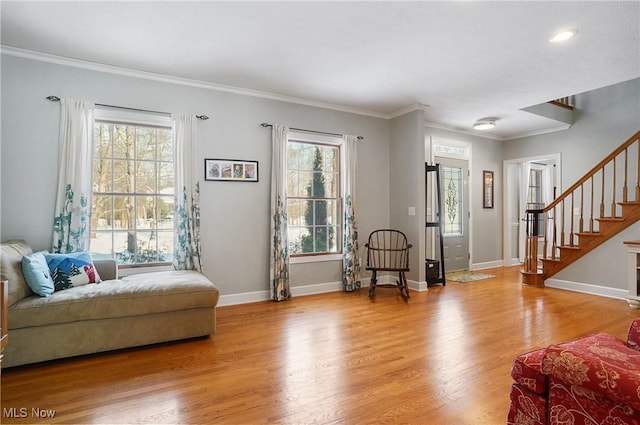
[117,264,174,277]
[290,254,342,264]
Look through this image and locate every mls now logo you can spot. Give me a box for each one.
[4,407,56,418]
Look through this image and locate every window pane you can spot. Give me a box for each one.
[93,158,113,193]
[113,195,134,230]
[287,170,300,197]
[136,196,156,227]
[325,172,339,198]
[443,166,462,236]
[287,143,300,170]
[327,200,339,225]
[114,231,136,264]
[136,127,156,161]
[328,225,339,252]
[312,172,326,197]
[90,231,113,261]
[158,162,173,193]
[92,195,113,229]
[112,125,134,159]
[298,144,315,171]
[315,200,328,225]
[158,196,174,229]
[94,123,112,157]
[287,199,302,226]
[301,227,314,253]
[137,231,158,264]
[136,161,157,193]
[157,230,173,262]
[157,129,173,162]
[288,226,304,255]
[299,171,312,197]
[112,160,135,193]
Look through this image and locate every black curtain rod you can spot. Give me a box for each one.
[260,122,363,140]
[46,96,209,120]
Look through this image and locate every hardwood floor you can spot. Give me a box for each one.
[2,266,639,424]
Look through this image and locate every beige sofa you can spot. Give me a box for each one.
[1,240,219,367]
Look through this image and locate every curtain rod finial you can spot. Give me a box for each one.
[261,122,272,128]
[196,115,209,121]
[46,95,61,102]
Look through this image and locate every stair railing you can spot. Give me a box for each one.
[523,130,640,275]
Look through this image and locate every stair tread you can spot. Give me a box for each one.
[558,245,581,250]
[596,217,625,222]
[575,232,600,236]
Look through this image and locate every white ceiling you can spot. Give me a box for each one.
[1,1,639,139]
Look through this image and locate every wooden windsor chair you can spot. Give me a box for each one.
[364,229,412,300]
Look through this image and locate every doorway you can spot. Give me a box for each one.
[503,154,561,266]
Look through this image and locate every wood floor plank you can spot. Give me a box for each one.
[2,266,639,424]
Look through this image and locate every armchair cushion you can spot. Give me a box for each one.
[628,318,640,351]
[511,347,548,394]
[542,332,640,412]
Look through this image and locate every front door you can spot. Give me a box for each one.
[436,156,470,272]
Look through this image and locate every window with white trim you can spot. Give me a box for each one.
[287,135,342,256]
[90,109,174,266]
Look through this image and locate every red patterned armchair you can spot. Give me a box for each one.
[508,318,640,424]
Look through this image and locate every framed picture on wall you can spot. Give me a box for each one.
[204,158,259,182]
[483,170,494,208]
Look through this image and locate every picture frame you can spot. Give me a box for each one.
[483,170,494,209]
[204,158,258,182]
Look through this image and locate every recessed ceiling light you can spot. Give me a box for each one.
[550,29,578,43]
[473,119,496,131]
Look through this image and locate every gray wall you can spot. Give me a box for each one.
[502,78,640,290]
[0,54,391,297]
[389,110,426,283]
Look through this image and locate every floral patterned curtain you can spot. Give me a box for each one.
[342,135,361,291]
[173,114,202,271]
[270,125,291,301]
[52,98,95,253]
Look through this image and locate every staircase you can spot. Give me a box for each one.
[522,130,640,286]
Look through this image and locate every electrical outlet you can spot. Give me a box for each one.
[408,207,416,216]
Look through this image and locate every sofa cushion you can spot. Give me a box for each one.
[9,270,219,329]
[511,347,548,394]
[45,251,101,291]
[22,251,55,297]
[1,240,34,305]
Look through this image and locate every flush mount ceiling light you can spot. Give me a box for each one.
[473,119,496,131]
[550,29,578,43]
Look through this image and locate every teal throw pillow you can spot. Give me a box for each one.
[22,251,55,297]
[45,251,102,292]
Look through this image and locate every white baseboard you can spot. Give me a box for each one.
[218,290,271,306]
[291,281,343,296]
[545,278,628,300]
[218,276,428,306]
[471,260,504,270]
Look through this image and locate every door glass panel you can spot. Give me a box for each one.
[443,166,463,236]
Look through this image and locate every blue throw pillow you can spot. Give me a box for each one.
[22,251,55,297]
[45,251,101,292]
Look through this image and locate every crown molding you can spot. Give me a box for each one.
[424,120,504,141]
[507,123,572,140]
[388,103,430,119]
[1,45,389,119]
